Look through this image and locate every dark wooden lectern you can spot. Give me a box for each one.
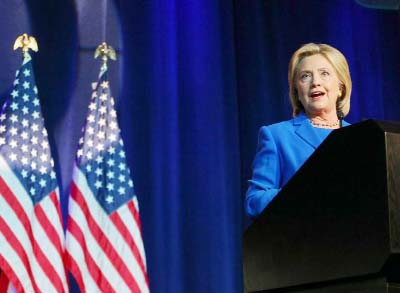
[243,120,400,293]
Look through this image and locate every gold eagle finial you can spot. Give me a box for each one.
[13,33,38,53]
[94,42,117,64]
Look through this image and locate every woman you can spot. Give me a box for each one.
[245,43,352,218]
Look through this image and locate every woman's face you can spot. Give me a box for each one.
[295,54,342,118]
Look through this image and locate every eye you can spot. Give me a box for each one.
[321,71,330,76]
[319,70,331,80]
[300,72,312,82]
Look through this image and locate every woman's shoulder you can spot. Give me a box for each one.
[260,116,300,133]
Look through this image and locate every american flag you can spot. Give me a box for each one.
[65,64,149,292]
[0,53,68,292]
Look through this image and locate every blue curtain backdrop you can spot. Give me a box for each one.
[0,0,399,292]
[117,1,242,292]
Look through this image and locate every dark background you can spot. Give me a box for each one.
[0,0,399,292]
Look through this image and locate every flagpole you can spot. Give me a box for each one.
[65,40,149,292]
[0,33,69,293]
[102,0,108,42]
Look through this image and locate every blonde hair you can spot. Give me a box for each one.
[288,43,352,117]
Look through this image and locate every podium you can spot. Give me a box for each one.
[243,120,400,293]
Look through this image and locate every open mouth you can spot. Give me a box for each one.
[310,91,325,99]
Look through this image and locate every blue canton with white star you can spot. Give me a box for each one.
[76,66,136,215]
[0,54,57,205]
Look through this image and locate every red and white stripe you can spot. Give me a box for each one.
[66,165,149,292]
[0,272,17,293]
[0,155,68,293]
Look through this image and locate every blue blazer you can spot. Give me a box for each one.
[245,113,349,217]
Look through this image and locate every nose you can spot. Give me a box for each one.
[311,74,321,87]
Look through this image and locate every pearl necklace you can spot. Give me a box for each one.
[310,118,339,128]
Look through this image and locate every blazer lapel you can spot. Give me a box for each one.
[293,113,320,149]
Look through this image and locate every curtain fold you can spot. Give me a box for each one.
[119,0,242,292]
